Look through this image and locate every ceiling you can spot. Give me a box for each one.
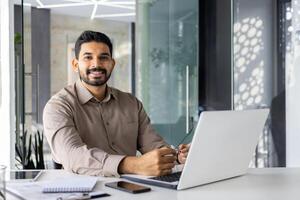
[15,0,136,22]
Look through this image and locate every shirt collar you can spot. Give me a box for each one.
[107,86,118,101]
[75,80,118,104]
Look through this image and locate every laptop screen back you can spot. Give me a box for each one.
[177,109,269,190]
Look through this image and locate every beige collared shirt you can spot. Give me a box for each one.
[43,80,168,177]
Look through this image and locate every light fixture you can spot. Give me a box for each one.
[34,0,135,20]
[36,2,94,8]
[36,0,44,7]
[23,3,32,7]
[95,13,135,18]
[90,0,98,20]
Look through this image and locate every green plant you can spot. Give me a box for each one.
[14,32,22,55]
[14,32,22,45]
[15,130,35,169]
[33,130,45,169]
[15,129,45,169]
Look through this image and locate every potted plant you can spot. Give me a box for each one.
[15,129,45,169]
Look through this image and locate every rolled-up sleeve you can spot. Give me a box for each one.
[43,98,125,177]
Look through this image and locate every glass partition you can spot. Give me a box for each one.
[233,0,300,167]
[233,0,276,167]
[136,0,199,145]
[0,1,1,109]
[286,0,300,166]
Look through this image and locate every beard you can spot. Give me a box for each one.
[78,66,111,86]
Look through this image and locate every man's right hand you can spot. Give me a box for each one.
[118,147,177,176]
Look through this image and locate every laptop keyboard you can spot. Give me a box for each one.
[150,172,182,182]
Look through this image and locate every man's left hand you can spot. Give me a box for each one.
[177,144,190,164]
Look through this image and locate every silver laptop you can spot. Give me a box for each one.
[122,109,269,190]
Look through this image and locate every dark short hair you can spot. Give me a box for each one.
[74,30,113,59]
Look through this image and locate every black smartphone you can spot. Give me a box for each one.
[105,181,151,194]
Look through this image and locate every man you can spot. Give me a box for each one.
[43,30,189,177]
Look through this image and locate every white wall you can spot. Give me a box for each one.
[0,0,15,168]
[286,0,300,167]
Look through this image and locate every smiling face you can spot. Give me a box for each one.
[72,41,115,87]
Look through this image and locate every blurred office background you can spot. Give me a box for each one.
[0,0,299,169]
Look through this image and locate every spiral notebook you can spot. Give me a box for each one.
[42,176,98,193]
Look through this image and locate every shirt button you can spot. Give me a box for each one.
[106,122,109,125]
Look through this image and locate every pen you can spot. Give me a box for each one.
[56,194,90,200]
[57,192,110,200]
[87,192,110,199]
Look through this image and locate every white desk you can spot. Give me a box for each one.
[7,168,300,200]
